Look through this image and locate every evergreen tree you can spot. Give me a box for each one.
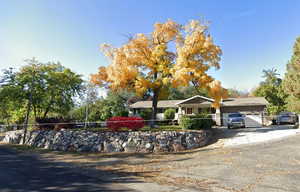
[283,37,300,112]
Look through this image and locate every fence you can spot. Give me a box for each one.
[0,114,299,133]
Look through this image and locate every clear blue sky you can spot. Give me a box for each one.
[1,0,300,91]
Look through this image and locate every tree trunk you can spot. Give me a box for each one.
[150,89,159,128]
[33,104,37,120]
[23,98,31,144]
[42,99,54,119]
[84,104,89,129]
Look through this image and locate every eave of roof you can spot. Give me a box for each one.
[129,96,268,109]
[176,95,214,105]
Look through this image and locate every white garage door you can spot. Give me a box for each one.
[244,114,263,128]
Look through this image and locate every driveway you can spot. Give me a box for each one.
[213,125,300,147]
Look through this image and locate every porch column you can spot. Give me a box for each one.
[215,108,222,126]
[177,106,184,120]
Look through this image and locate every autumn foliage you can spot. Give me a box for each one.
[91,19,227,121]
[107,116,145,131]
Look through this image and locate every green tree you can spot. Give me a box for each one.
[0,58,84,123]
[0,68,26,124]
[253,68,287,115]
[283,37,300,113]
[227,88,249,98]
[167,86,209,100]
[70,90,134,121]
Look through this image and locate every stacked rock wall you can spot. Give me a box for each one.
[1,129,212,153]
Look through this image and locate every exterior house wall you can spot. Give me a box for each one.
[156,113,164,120]
[129,97,267,127]
[129,108,178,120]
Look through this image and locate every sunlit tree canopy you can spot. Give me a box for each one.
[91,19,227,114]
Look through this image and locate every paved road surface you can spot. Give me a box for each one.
[1,127,300,192]
[0,145,137,192]
[162,130,300,191]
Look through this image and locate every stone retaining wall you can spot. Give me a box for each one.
[1,129,212,153]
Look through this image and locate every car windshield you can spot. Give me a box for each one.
[280,112,294,117]
[229,113,243,118]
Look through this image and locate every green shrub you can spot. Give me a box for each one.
[179,116,194,130]
[139,109,152,120]
[35,117,75,130]
[164,108,176,120]
[179,113,213,130]
[115,110,129,117]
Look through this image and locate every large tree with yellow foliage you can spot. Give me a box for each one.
[91,19,227,126]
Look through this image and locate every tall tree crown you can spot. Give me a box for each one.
[91,19,227,108]
[283,37,300,112]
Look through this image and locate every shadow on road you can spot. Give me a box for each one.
[0,145,145,192]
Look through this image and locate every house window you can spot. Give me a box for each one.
[211,108,216,113]
[198,108,202,113]
[176,108,178,113]
[186,108,193,114]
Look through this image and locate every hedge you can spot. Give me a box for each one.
[107,116,145,131]
[164,108,176,120]
[179,113,213,130]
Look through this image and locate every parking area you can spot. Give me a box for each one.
[213,125,300,147]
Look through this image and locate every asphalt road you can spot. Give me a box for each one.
[1,128,300,192]
[163,130,300,192]
[0,145,137,192]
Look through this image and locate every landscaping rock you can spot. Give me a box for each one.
[172,143,185,152]
[2,129,211,153]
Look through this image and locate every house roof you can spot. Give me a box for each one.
[129,96,268,109]
[221,97,268,106]
[130,100,182,109]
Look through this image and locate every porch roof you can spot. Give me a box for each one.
[176,95,214,105]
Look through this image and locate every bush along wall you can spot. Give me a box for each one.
[1,129,212,153]
[179,113,214,130]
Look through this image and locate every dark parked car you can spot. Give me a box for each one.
[276,112,298,125]
[227,113,245,129]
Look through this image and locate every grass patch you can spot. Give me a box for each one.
[70,125,182,132]
[140,125,182,131]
